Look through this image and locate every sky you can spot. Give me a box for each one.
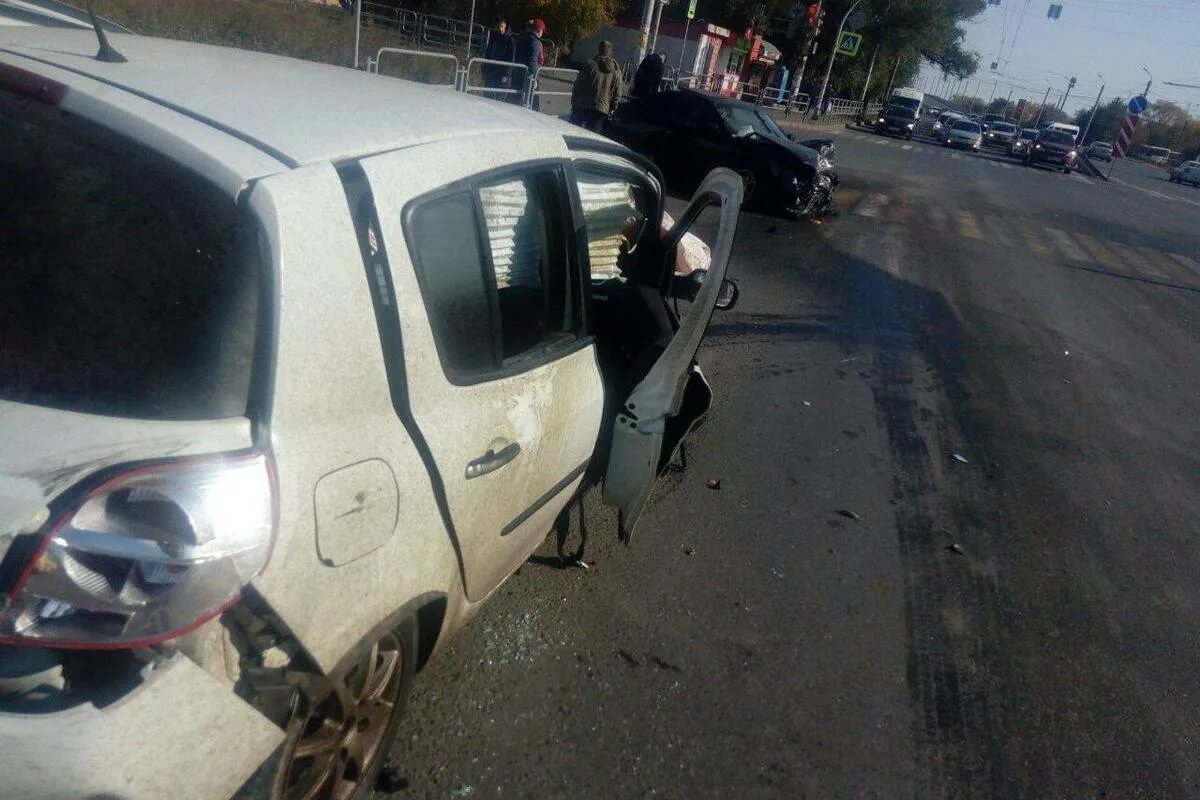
[914,0,1200,116]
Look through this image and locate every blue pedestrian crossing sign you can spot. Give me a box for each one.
[836,30,863,57]
[1128,95,1148,114]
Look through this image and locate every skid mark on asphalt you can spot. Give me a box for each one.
[853,193,889,218]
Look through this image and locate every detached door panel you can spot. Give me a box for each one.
[600,167,743,541]
[360,137,603,601]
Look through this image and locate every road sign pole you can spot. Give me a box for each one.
[814,0,862,117]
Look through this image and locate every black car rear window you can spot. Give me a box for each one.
[952,121,981,132]
[0,85,262,420]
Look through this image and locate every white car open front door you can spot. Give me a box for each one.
[602,167,743,541]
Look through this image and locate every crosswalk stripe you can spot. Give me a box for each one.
[985,160,1000,168]
[1134,246,1182,280]
[853,192,889,218]
[1000,162,1014,170]
[950,153,962,160]
[987,218,1014,247]
[1046,228,1086,261]
[874,138,889,146]
[901,143,913,150]
[1017,226,1051,256]
[1166,252,1200,279]
[957,211,983,239]
[1072,233,1124,270]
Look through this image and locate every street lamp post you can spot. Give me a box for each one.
[814,0,863,117]
[1080,74,1104,144]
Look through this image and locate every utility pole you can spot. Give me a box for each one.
[649,0,667,56]
[1080,75,1104,144]
[353,0,362,69]
[882,52,903,102]
[859,43,879,105]
[988,79,997,104]
[1171,103,1192,152]
[634,0,655,66]
[1058,76,1076,111]
[466,0,476,56]
[1034,84,1052,126]
[814,0,863,116]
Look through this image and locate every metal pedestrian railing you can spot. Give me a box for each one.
[529,67,579,108]
[368,48,460,90]
[462,57,531,104]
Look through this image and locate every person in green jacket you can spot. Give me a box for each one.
[570,41,624,133]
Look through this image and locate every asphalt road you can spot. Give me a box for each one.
[376,119,1200,799]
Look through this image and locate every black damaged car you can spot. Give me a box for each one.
[605,89,839,218]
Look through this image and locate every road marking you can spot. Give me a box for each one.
[1072,233,1124,270]
[874,138,889,146]
[928,206,951,232]
[957,211,983,239]
[986,218,1014,247]
[852,192,889,218]
[950,153,962,160]
[901,143,913,150]
[985,160,1000,168]
[1000,162,1014,170]
[1016,226,1051,256]
[1166,252,1200,279]
[1046,228,1087,261]
[1134,246,1183,280]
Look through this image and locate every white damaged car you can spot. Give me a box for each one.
[0,19,740,800]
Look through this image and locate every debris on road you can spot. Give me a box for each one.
[706,478,722,490]
[953,453,970,464]
[802,400,812,407]
[836,509,862,521]
[617,649,640,667]
[684,547,696,556]
[946,543,965,556]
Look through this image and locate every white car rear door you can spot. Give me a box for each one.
[357,135,603,601]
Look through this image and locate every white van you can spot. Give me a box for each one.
[1045,122,1081,143]
[890,86,924,117]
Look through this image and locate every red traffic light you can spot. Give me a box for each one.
[806,3,819,26]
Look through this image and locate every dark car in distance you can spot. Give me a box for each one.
[1024,129,1079,173]
[874,105,918,139]
[606,89,839,218]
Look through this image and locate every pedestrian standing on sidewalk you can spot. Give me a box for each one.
[631,51,665,98]
[482,16,514,100]
[569,41,624,133]
[512,18,545,108]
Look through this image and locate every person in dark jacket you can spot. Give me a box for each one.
[512,18,545,106]
[570,41,624,132]
[481,17,514,99]
[631,52,665,98]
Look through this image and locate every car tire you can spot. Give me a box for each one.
[243,614,418,800]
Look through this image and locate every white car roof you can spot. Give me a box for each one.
[0,28,599,182]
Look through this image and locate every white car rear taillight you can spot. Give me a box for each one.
[0,453,275,649]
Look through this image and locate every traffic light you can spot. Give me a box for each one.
[806,3,819,28]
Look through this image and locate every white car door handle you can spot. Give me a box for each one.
[465,442,521,480]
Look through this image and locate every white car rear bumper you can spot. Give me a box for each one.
[0,654,283,800]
